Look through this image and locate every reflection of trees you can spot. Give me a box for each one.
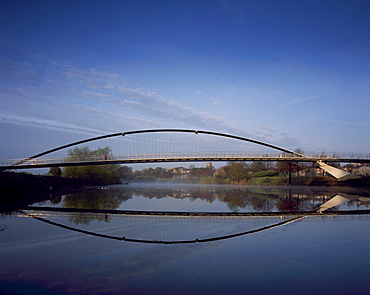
[246,195,275,212]
[215,189,277,212]
[132,188,173,199]
[275,193,317,212]
[129,186,281,212]
[276,196,301,212]
[130,187,216,203]
[59,185,370,225]
[214,190,247,211]
[49,195,62,205]
[63,188,133,225]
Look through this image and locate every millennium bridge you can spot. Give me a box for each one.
[1,129,369,179]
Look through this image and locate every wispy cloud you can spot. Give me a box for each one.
[0,112,106,136]
[301,115,370,127]
[284,96,318,105]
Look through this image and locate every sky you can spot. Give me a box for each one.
[1,0,369,162]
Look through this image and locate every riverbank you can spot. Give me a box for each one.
[133,175,370,187]
[0,172,85,212]
[245,176,370,187]
[0,171,84,196]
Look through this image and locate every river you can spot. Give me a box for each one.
[1,183,370,294]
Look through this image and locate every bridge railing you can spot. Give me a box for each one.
[1,152,370,168]
[0,152,290,167]
[0,157,67,167]
[303,153,370,160]
[2,153,297,167]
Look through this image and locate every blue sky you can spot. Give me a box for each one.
[1,0,369,161]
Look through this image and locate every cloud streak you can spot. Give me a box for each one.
[0,59,300,148]
[302,115,370,127]
[0,112,107,136]
[284,96,318,105]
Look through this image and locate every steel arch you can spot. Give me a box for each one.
[17,129,304,165]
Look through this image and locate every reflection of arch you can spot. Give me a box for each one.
[17,129,304,165]
[21,209,305,244]
[21,208,370,245]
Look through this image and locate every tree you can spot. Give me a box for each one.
[248,162,268,173]
[189,165,215,180]
[63,146,130,185]
[214,167,228,184]
[276,161,299,174]
[154,167,171,179]
[48,167,62,177]
[358,166,370,177]
[117,166,134,183]
[225,161,249,184]
[276,148,307,177]
[343,164,354,173]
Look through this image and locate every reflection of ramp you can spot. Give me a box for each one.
[21,208,370,244]
[317,194,350,213]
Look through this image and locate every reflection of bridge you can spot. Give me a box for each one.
[2,129,369,179]
[21,207,370,244]
[24,206,370,217]
[15,192,370,245]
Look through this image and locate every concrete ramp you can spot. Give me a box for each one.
[317,160,360,181]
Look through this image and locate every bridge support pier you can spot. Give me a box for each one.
[288,163,292,186]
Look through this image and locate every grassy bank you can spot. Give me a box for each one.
[246,176,288,186]
[134,175,370,187]
[246,176,370,187]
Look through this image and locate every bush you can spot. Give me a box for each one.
[199,177,217,184]
[247,177,288,186]
[250,170,279,178]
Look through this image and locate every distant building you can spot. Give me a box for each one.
[169,167,191,179]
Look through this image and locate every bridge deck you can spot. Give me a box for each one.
[2,156,370,170]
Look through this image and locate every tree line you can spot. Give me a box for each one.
[49,146,363,186]
[130,158,318,184]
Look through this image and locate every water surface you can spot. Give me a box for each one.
[1,184,370,294]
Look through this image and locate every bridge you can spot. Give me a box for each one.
[1,129,369,179]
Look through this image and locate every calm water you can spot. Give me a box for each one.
[1,183,370,294]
